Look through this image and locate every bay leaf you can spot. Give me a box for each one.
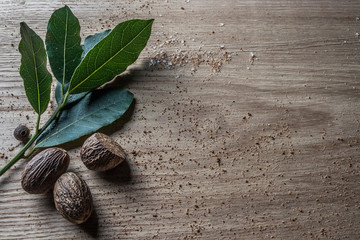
[54,29,110,104]
[19,22,52,115]
[81,29,111,59]
[69,19,154,94]
[36,88,133,147]
[55,82,87,105]
[46,5,83,87]
[54,29,112,104]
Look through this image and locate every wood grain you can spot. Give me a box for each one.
[0,0,360,239]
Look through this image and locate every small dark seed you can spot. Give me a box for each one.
[14,125,30,143]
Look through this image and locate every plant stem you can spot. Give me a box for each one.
[35,114,41,134]
[23,147,37,159]
[0,132,39,176]
[0,91,70,177]
[39,91,69,132]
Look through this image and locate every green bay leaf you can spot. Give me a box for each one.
[55,81,87,105]
[55,29,111,105]
[81,29,111,59]
[54,29,112,105]
[46,5,83,86]
[36,88,133,148]
[69,19,154,94]
[19,22,52,115]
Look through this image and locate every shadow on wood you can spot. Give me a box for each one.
[97,158,132,185]
[104,59,150,90]
[80,207,99,238]
[43,188,56,210]
[0,159,27,187]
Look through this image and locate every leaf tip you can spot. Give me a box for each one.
[20,22,27,29]
[19,22,30,37]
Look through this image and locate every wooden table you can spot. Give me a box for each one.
[0,0,359,239]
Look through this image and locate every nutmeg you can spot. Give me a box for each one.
[80,133,126,171]
[21,148,70,194]
[53,172,93,224]
[14,124,30,142]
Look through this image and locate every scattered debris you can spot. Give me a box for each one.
[249,52,256,65]
[149,48,232,72]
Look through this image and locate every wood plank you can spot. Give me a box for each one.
[0,0,359,239]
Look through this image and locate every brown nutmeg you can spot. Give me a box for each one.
[14,124,30,142]
[21,148,70,194]
[80,133,126,171]
[53,172,93,224]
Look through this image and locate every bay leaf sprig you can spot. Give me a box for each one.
[0,5,154,177]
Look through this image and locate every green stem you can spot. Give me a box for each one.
[61,84,65,102]
[0,91,70,177]
[39,91,69,132]
[0,132,39,176]
[23,147,37,159]
[35,114,41,134]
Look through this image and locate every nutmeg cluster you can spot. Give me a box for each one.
[21,132,127,225]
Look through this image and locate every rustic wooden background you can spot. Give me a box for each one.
[0,0,359,239]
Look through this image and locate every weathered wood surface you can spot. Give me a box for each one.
[0,0,360,239]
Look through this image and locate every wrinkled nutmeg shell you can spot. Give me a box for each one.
[80,133,126,171]
[21,148,70,194]
[14,124,30,142]
[54,172,93,224]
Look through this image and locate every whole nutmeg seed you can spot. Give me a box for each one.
[13,124,30,142]
[21,148,70,194]
[80,133,126,171]
[54,172,93,224]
